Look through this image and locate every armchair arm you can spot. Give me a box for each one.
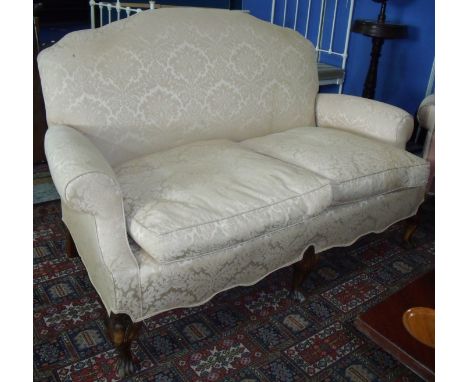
[45,125,142,320]
[417,94,435,133]
[315,94,414,149]
[417,94,435,162]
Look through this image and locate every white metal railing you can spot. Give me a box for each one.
[89,1,155,29]
[89,1,248,28]
[268,0,355,92]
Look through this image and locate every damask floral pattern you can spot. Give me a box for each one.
[40,8,427,323]
[134,186,425,320]
[115,139,332,263]
[315,93,415,149]
[242,126,429,204]
[38,8,318,166]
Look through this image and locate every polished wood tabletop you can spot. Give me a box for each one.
[355,270,435,381]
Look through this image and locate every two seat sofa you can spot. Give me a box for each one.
[38,8,429,376]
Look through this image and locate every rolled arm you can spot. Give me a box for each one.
[45,125,121,216]
[417,94,435,133]
[417,94,435,162]
[315,94,414,149]
[45,125,142,319]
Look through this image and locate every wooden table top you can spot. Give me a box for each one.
[355,270,435,381]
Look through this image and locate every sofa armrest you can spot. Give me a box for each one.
[45,125,121,216]
[45,125,142,319]
[315,94,414,149]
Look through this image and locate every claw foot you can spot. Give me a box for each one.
[107,312,141,379]
[116,355,138,378]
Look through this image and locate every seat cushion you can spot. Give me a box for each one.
[242,127,429,204]
[115,140,332,263]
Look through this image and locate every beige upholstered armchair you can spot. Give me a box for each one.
[38,8,429,376]
[418,94,435,193]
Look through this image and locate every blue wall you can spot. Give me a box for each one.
[345,0,434,114]
[243,0,435,115]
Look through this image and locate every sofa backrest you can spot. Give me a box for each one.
[38,8,319,165]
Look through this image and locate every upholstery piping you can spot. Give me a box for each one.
[128,191,425,322]
[132,184,423,265]
[128,182,331,238]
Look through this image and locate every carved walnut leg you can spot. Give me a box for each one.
[402,212,421,249]
[291,246,319,302]
[107,313,142,378]
[64,226,78,258]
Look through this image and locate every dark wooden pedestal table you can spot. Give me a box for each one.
[355,270,434,381]
[352,0,408,99]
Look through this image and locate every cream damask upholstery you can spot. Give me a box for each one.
[418,94,435,192]
[38,8,318,166]
[242,127,429,204]
[315,94,414,149]
[133,187,425,319]
[39,8,429,322]
[115,140,332,263]
[418,94,435,159]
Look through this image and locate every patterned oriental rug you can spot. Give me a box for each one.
[33,198,434,382]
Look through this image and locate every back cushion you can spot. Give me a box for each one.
[38,8,318,165]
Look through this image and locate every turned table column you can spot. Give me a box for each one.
[351,0,408,99]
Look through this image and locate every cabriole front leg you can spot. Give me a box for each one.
[64,224,78,258]
[107,312,141,378]
[291,246,319,302]
[402,211,421,249]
